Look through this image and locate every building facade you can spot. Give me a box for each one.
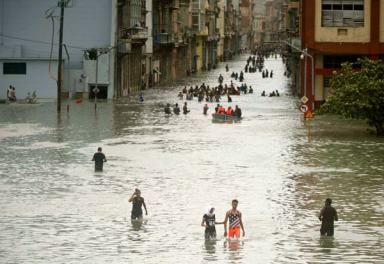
[116,0,151,97]
[301,0,384,110]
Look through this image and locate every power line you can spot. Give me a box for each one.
[0,33,87,50]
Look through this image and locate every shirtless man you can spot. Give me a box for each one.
[224,199,245,238]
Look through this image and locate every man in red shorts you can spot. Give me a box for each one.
[224,199,245,238]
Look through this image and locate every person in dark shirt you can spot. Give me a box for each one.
[234,105,242,118]
[183,102,190,114]
[164,103,172,115]
[201,207,223,240]
[203,104,209,115]
[173,103,180,115]
[129,189,148,220]
[319,198,338,236]
[92,147,106,171]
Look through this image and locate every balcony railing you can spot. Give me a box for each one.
[154,33,175,44]
[120,27,148,41]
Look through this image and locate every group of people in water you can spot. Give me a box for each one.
[92,147,340,240]
[177,80,241,104]
[261,90,280,97]
[164,102,190,115]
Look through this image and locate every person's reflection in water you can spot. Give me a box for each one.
[223,239,244,262]
[204,239,217,255]
[319,235,337,249]
[131,219,146,231]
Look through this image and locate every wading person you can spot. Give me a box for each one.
[164,103,172,115]
[319,198,338,236]
[201,207,223,240]
[183,102,190,114]
[203,104,209,115]
[92,147,107,171]
[173,103,180,115]
[129,189,147,220]
[224,199,245,238]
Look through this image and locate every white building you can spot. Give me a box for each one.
[0,0,117,100]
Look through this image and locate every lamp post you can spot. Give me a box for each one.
[283,41,315,111]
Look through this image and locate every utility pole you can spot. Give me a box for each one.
[57,0,65,112]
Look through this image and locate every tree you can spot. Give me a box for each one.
[320,58,384,136]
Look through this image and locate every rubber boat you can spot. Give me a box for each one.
[212,113,242,121]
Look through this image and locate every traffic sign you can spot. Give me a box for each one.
[300,96,309,104]
[300,104,309,113]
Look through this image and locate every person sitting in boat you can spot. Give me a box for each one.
[164,103,172,115]
[203,104,209,115]
[218,105,226,115]
[173,103,180,115]
[183,102,190,114]
[234,105,242,118]
[227,106,234,115]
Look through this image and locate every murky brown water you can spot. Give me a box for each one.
[0,56,383,263]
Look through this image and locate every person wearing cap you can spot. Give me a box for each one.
[201,207,223,240]
[92,147,107,171]
[319,198,338,236]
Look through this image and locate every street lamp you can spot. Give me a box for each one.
[282,41,315,111]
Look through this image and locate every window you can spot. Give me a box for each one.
[323,55,362,68]
[323,76,332,99]
[321,0,364,27]
[3,62,27,75]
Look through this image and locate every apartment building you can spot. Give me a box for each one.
[301,0,384,110]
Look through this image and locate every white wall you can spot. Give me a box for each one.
[0,0,115,98]
[0,60,58,99]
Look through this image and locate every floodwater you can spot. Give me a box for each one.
[0,56,383,263]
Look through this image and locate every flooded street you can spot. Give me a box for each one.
[0,55,383,263]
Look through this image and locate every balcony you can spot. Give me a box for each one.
[120,27,148,43]
[154,33,175,45]
[174,33,188,47]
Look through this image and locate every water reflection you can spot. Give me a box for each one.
[0,55,383,263]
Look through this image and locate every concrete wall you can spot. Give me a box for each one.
[314,0,371,43]
[0,59,58,99]
[0,0,115,98]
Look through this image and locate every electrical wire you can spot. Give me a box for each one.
[0,33,87,50]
